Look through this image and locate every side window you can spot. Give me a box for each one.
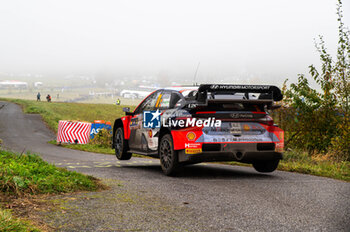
[134,92,159,114]
[145,92,160,111]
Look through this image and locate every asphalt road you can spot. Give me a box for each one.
[0,101,349,232]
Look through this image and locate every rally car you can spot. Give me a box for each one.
[112,84,284,175]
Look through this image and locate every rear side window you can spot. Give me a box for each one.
[155,91,183,110]
[170,93,182,108]
[157,92,171,109]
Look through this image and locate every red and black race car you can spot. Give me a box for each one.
[112,84,284,175]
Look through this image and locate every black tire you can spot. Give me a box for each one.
[114,127,132,160]
[252,159,280,173]
[159,134,179,176]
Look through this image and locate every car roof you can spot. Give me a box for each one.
[156,86,198,98]
[163,86,197,90]
[161,86,198,92]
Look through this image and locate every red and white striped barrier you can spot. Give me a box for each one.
[57,120,92,144]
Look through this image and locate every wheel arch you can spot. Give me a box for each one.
[158,126,172,144]
[112,118,124,148]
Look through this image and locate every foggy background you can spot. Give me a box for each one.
[0,0,349,86]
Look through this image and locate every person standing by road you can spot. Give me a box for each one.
[46,94,51,102]
[116,98,121,105]
[37,92,41,101]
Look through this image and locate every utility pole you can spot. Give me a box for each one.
[193,62,200,85]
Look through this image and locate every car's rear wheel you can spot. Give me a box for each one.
[114,127,132,160]
[159,134,179,176]
[252,159,280,173]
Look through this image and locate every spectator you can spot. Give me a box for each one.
[37,92,41,101]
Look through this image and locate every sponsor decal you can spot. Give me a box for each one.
[185,143,202,148]
[185,143,202,154]
[243,124,250,131]
[186,132,196,141]
[230,122,242,134]
[130,118,138,127]
[185,148,202,154]
[230,113,253,119]
[187,103,198,109]
[173,110,191,117]
[206,136,265,142]
[143,110,161,128]
[208,85,270,90]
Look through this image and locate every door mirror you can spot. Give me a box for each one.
[123,107,133,115]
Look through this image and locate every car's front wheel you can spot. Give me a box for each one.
[159,134,179,176]
[252,159,280,173]
[114,127,132,160]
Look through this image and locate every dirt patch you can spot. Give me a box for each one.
[1,193,56,231]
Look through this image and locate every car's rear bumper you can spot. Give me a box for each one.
[178,142,283,163]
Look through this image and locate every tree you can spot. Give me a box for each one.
[283,0,349,159]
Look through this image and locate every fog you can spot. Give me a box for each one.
[0,0,349,85]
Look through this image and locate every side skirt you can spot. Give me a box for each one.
[128,149,158,156]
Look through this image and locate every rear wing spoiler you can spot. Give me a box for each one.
[197,84,283,102]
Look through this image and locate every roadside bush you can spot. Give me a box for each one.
[279,0,349,160]
[330,120,350,161]
[90,129,112,147]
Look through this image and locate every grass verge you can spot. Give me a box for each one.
[0,150,100,196]
[278,150,349,181]
[0,208,39,232]
[0,149,102,196]
[0,148,105,231]
[227,150,350,181]
[2,98,349,181]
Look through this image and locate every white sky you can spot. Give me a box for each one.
[0,0,349,85]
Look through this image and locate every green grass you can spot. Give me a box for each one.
[278,150,350,181]
[0,148,104,231]
[2,98,349,181]
[48,140,115,155]
[0,208,39,232]
[0,149,101,196]
[227,150,350,181]
[0,98,135,132]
